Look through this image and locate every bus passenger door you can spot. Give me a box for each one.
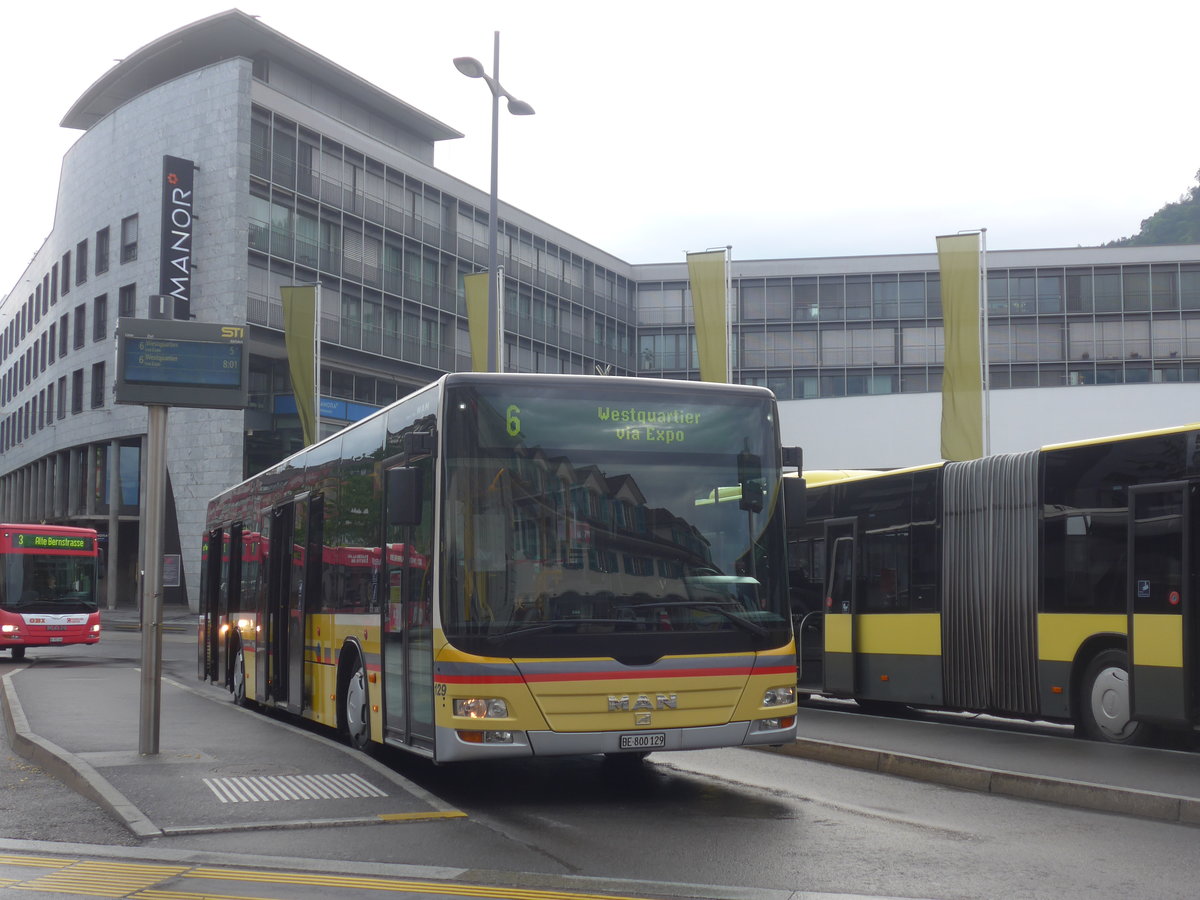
[198,528,224,682]
[382,451,435,751]
[823,519,858,697]
[267,495,312,713]
[1127,483,1193,727]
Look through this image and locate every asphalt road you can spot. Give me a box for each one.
[4,632,1200,900]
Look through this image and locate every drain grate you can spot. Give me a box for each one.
[203,773,387,803]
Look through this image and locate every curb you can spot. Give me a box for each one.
[1,671,161,838]
[759,738,1200,825]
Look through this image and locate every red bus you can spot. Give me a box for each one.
[0,524,101,660]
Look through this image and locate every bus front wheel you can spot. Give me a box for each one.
[341,652,371,750]
[10,646,25,662]
[231,645,247,707]
[1079,649,1153,745]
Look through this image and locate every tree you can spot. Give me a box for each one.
[1107,170,1200,246]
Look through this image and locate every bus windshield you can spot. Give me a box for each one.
[441,381,788,656]
[0,552,98,614]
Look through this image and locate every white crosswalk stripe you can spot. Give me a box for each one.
[203,773,387,802]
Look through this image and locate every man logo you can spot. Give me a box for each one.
[608,694,677,711]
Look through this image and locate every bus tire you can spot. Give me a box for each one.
[10,646,25,662]
[1079,648,1153,745]
[231,645,247,707]
[341,650,371,750]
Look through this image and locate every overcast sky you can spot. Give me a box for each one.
[3,0,1199,298]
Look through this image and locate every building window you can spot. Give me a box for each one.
[58,314,69,357]
[61,252,71,294]
[118,283,136,318]
[71,369,84,414]
[73,304,87,350]
[91,362,106,409]
[96,227,110,275]
[76,240,88,285]
[120,215,138,263]
[57,376,67,419]
[48,323,56,363]
[93,295,107,342]
[45,381,54,422]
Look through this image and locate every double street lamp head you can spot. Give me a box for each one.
[453,55,535,116]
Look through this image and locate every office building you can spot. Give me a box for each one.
[3,10,1198,609]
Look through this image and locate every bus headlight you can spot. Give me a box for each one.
[92,624,101,633]
[453,698,509,719]
[1,624,18,634]
[762,686,796,706]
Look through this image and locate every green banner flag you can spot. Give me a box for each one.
[281,285,318,447]
[937,234,983,461]
[687,250,728,383]
[464,272,491,373]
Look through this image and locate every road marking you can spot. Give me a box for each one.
[10,860,188,897]
[1,854,656,900]
[181,866,667,899]
[202,772,387,802]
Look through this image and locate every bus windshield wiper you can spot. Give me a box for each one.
[485,618,632,644]
[628,601,771,637]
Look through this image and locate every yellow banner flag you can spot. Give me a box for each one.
[464,272,490,373]
[281,285,318,447]
[687,250,728,383]
[937,233,983,461]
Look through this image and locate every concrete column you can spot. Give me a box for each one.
[107,439,121,610]
[85,444,97,517]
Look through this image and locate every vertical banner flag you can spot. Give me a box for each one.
[687,249,728,383]
[464,272,490,373]
[281,285,318,447]
[937,233,984,461]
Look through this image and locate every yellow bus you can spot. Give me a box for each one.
[199,373,797,762]
[787,424,1200,746]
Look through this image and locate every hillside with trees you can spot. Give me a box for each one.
[1107,170,1200,246]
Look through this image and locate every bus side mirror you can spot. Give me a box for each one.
[783,476,806,527]
[386,466,423,527]
[738,449,764,513]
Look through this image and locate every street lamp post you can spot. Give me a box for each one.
[455,32,534,373]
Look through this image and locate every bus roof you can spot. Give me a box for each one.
[791,464,943,488]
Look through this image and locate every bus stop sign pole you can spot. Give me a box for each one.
[138,403,168,755]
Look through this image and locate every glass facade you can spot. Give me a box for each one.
[246,106,635,394]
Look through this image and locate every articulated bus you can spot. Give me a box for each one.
[0,524,102,660]
[200,373,798,762]
[787,424,1200,746]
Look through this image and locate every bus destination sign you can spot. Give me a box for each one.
[12,532,94,552]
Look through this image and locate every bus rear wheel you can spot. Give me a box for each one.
[341,652,371,750]
[1079,648,1153,745]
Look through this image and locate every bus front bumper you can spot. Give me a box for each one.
[433,717,798,763]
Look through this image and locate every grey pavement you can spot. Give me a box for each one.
[768,703,1200,825]
[3,624,1199,874]
[98,603,194,634]
[2,651,462,840]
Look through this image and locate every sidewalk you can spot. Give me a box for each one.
[99,605,194,634]
[2,655,462,838]
[765,703,1200,825]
